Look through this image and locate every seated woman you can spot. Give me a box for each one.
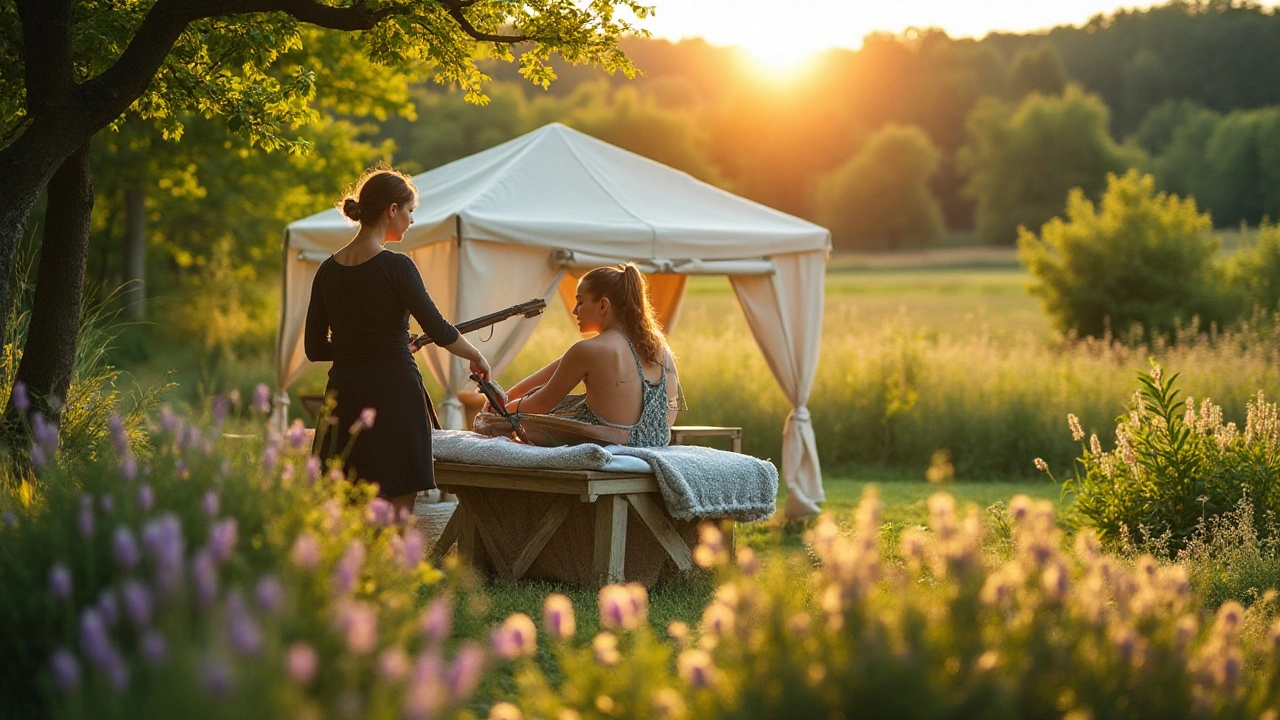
[475,264,684,447]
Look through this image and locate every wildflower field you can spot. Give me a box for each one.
[1,248,1274,718]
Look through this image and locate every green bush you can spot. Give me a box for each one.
[1067,363,1280,554]
[1229,221,1280,315]
[815,124,945,251]
[1018,170,1227,340]
[1175,497,1280,608]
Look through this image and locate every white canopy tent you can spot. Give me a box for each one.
[274,123,830,519]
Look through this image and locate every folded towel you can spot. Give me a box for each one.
[610,445,778,523]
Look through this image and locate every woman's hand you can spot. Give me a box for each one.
[470,354,492,382]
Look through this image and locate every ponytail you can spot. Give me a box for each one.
[579,263,670,366]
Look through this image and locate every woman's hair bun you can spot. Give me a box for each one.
[341,197,362,222]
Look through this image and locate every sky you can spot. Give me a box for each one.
[636,1,1269,70]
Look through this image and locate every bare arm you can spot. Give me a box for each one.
[665,353,681,427]
[505,342,591,415]
[506,358,562,401]
[442,335,491,382]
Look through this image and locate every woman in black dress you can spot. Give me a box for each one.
[305,168,491,518]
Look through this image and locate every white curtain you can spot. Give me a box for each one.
[729,250,827,520]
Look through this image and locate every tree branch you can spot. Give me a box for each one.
[439,0,530,43]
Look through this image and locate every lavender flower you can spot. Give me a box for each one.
[11,381,29,412]
[419,596,452,645]
[49,648,80,691]
[305,456,321,483]
[202,491,219,517]
[336,601,378,655]
[287,419,308,450]
[99,495,114,514]
[97,589,120,627]
[159,406,180,435]
[543,594,576,640]
[142,514,185,598]
[394,528,425,570]
[367,498,395,526]
[281,463,295,483]
[290,532,321,570]
[212,396,230,428]
[107,413,127,454]
[136,484,154,513]
[113,527,140,569]
[490,613,536,659]
[225,590,263,656]
[333,540,366,596]
[677,648,715,689]
[181,425,200,453]
[254,575,284,615]
[141,630,168,664]
[262,444,279,472]
[286,642,318,684]
[208,519,238,563]
[592,632,620,666]
[378,647,409,682]
[406,651,445,719]
[3,510,17,529]
[32,412,59,452]
[104,652,130,691]
[597,584,640,631]
[446,642,485,699]
[253,384,271,414]
[30,443,46,469]
[121,581,152,627]
[79,608,113,667]
[358,407,377,431]
[48,563,72,600]
[192,549,218,607]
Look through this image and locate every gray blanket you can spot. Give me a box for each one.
[431,430,777,522]
[611,445,778,523]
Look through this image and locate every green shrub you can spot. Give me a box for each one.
[1067,363,1280,553]
[0,405,481,719]
[1018,170,1227,340]
[1229,221,1280,315]
[1175,497,1280,608]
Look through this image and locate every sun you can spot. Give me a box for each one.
[743,40,821,79]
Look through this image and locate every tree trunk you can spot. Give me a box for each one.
[123,185,146,319]
[12,142,93,421]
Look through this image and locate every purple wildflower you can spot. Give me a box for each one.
[212,396,230,428]
[395,528,425,570]
[378,647,409,682]
[262,444,279,472]
[142,514,184,598]
[32,412,58,451]
[97,589,120,627]
[201,654,233,698]
[305,456,321,483]
[202,490,219,517]
[254,575,284,615]
[253,384,271,414]
[336,601,378,655]
[159,406,180,435]
[99,495,114,514]
[281,463,295,483]
[174,459,187,478]
[287,420,307,450]
[367,498,395,526]
[30,444,46,469]
[182,425,200,452]
[208,519,238,563]
[121,581,152,627]
[113,527,140,569]
[48,563,72,600]
[49,648,80,691]
[107,413,127,454]
[333,540,366,596]
[3,510,17,529]
[225,590,263,657]
[79,608,113,667]
[354,407,377,432]
[290,532,321,570]
[192,549,218,608]
[446,642,485,699]
[104,652,130,691]
[406,652,445,719]
[136,484,154,513]
[420,597,452,646]
[286,642,318,685]
[11,381,29,412]
[141,630,167,664]
[490,614,536,660]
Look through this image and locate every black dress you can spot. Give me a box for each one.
[304,249,459,497]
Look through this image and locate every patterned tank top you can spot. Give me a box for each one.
[561,327,671,447]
